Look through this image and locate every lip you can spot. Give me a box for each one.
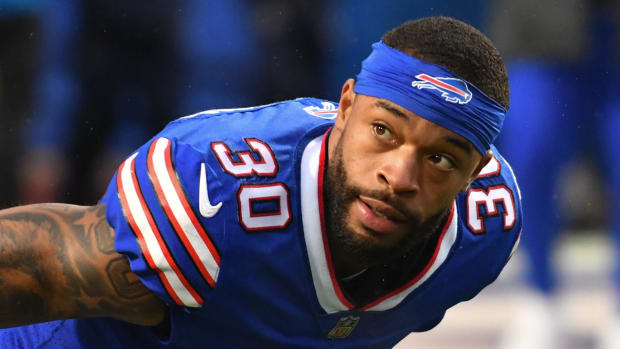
[358,195,408,222]
[355,196,408,234]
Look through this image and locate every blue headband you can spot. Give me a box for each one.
[354,41,506,155]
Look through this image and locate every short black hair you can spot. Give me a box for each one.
[382,16,509,109]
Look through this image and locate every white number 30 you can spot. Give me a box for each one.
[212,139,291,231]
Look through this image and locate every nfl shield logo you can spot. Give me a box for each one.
[327,315,360,339]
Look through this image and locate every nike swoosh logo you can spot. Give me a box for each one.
[199,163,222,218]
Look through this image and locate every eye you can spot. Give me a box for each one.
[372,123,394,142]
[429,154,456,171]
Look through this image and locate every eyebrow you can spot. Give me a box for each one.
[375,100,408,120]
[443,136,473,155]
[375,100,474,155]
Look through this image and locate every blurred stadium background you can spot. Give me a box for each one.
[1,1,619,348]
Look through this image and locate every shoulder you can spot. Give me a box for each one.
[149,98,337,185]
[438,146,522,294]
[160,98,338,145]
[148,98,338,195]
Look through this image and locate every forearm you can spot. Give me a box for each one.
[0,204,165,328]
[0,203,70,327]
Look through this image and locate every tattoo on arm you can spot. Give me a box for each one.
[0,204,165,328]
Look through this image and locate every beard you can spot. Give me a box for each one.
[323,137,451,269]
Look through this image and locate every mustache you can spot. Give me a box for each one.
[344,184,417,221]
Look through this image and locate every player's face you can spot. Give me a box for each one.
[326,79,491,275]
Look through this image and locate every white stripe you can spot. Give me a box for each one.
[120,153,201,307]
[300,135,349,314]
[151,138,220,284]
[365,201,459,311]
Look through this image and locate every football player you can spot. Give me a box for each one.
[0,16,521,348]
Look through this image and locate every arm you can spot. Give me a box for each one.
[0,203,166,328]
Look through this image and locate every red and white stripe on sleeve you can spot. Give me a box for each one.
[146,137,221,289]
[116,153,204,307]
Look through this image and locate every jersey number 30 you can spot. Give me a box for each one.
[212,139,291,231]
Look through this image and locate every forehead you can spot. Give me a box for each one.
[353,94,475,154]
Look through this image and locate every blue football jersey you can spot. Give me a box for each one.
[0,98,521,348]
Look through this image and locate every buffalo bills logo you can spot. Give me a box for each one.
[303,102,338,119]
[411,73,472,104]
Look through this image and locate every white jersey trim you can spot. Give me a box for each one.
[301,135,349,313]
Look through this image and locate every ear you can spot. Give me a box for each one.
[460,150,493,192]
[334,78,356,133]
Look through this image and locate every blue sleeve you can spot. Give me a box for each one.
[100,136,225,308]
[416,313,445,332]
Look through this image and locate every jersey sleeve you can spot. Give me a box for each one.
[100,136,224,308]
[460,148,523,273]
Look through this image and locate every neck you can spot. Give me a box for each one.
[339,267,368,281]
[331,248,370,280]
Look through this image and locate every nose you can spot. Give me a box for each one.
[376,150,420,194]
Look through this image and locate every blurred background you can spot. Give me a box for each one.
[1,1,620,348]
